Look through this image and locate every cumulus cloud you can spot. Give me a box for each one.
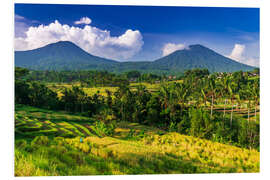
[74,17,92,25]
[14,19,144,60]
[162,43,186,56]
[228,44,245,61]
[228,44,259,67]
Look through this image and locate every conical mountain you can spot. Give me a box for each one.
[153,44,255,72]
[15,41,256,73]
[15,41,118,70]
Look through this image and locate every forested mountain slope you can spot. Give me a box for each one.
[15,41,255,73]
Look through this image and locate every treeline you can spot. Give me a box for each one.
[15,67,260,150]
[23,69,163,86]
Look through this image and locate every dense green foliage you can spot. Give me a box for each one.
[15,67,260,150]
[15,41,255,74]
[23,69,162,85]
[15,65,260,176]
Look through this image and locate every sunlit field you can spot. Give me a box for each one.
[47,82,160,97]
[15,105,259,176]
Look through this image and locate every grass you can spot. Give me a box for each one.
[82,87,118,96]
[15,104,95,138]
[15,105,260,176]
[15,133,259,176]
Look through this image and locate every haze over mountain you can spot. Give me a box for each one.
[15,41,255,74]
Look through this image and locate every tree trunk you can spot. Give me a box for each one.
[75,103,78,112]
[81,103,84,113]
[223,99,226,117]
[230,102,233,127]
[211,95,213,118]
[252,135,257,148]
[255,104,257,120]
[248,108,250,123]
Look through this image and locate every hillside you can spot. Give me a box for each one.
[15,41,118,71]
[153,45,255,72]
[15,41,255,73]
[15,105,259,176]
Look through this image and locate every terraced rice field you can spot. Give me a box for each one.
[15,105,259,176]
[15,105,97,138]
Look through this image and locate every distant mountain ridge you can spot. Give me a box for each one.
[153,44,255,73]
[15,41,118,71]
[15,41,255,74]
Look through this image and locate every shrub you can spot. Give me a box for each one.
[49,145,68,155]
[94,121,115,137]
[31,136,49,146]
[80,143,91,153]
[53,137,65,145]
[15,139,27,149]
[24,144,38,153]
[57,152,77,167]
[66,151,85,165]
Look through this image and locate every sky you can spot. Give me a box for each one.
[14,4,260,67]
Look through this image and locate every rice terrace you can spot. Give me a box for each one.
[14,4,260,176]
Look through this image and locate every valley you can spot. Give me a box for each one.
[15,67,260,175]
[13,4,260,177]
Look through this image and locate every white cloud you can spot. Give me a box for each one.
[14,20,144,60]
[15,14,25,20]
[229,44,245,61]
[228,44,259,67]
[74,17,92,25]
[162,43,186,56]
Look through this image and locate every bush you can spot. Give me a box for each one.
[31,136,49,146]
[24,144,38,153]
[94,121,115,137]
[57,152,77,166]
[49,145,68,155]
[15,139,27,149]
[66,151,85,165]
[53,137,65,145]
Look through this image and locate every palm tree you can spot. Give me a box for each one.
[175,83,189,109]
[160,84,170,110]
[252,79,260,121]
[198,78,208,107]
[208,76,216,118]
[228,81,237,127]
[219,74,230,118]
[105,89,112,108]
[245,83,253,123]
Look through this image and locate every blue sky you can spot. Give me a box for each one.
[14,4,260,66]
